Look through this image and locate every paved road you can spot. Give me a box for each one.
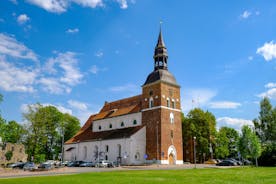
[0,164,233,179]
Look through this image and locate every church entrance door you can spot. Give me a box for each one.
[169,153,175,165]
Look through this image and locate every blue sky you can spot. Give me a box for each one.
[0,0,276,131]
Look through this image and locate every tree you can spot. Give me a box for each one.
[182,108,216,163]
[5,150,13,161]
[23,103,80,162]
[238,125,262,166]
[253,97,276,166]
[215,128,229,158]
[2,121,26,143]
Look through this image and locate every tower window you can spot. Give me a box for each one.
[106,145,109,152]
[133,120,137,125]
[149,90,153,96]
[172,100,176,109]
[121,122,125,127]
[149,97,154,108]
[167,98,170,107]
[98,125,102,130]
[170,112,174,124]
[109,124,112,129]
[171,130,174,138]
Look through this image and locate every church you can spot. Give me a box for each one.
[64,29,183,165]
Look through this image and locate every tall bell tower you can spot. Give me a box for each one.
[142,28,183,164]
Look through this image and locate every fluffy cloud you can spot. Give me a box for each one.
[209,101,241,109]
[26,0,69,13]
[0,33,38,61]
[39,77,71,94]
[0,56,37,92]
[89,65,107,74]
[26,0,128,13]
[46,52,83,86]
[217,117,253,131]
[66,28,79,34]
[257,41,276,61]
[240,10,251,19]
[17,14,30,24]
[117,0,127,9]
[20,103,72,115]
[68,100,88,111]
[258,82,276,100]
[265,82,276,88]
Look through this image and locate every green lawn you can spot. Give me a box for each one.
[1,167,275,184]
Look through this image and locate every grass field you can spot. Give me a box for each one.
[0,167,275,184]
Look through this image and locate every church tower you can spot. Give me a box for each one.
[142,29,183,164]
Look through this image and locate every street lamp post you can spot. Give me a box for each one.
[193,136,196,168]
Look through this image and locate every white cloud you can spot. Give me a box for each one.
[47,52,83,86]
[95,50,103,58]
[26,0,124,13]
[17,14,30,24]
[39,77,71,94]
[20,103,72,115]
[256,41,276,61]
[68,100,88,111]
[265,82,276,88]
[26,0,69,13]
[258,88,276,100]
[117,0,128,9]
[181,88,217,112]
[209,101,241,109]
[0,33,38,61]
[66,28,79,34]
[217,117,253,131]
[0,56,37,92]
[72,0,103,8]
[240,10,251,19]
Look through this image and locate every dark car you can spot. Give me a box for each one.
[67,161,84,167]
[38,163,53,171]
[8,162,25,169]
[79,161,95,167]
[216,160,236,166]
[23,162,37,171]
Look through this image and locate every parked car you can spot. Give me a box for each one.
[67,161,84,167]
[79,161,95,167]
[243,159,252,165]
[8,162,25,169]
[23,162,37,171]
[38,163,53,171]
[216,160,236,166]
[95,160,112,168]
[204,159,217,164]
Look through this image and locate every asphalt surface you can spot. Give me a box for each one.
[0,164,232,179]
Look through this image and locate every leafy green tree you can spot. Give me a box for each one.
[23,103,80,162]
[253,97,276,166]
[238,125,262,166]
[182,108,216,163]
[2,121,25,143]
[215,128,229,158]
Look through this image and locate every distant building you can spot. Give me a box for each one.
[64,29,183,165]
[0,140,28,165]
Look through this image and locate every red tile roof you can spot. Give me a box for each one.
[65,95,143,144]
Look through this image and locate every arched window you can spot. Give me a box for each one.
[167,98,170,107]
[98,125,102,130]
[105,145,109,153]
[170,112,174,124]
[83,146,87,160]
[121,122,124,127]
[105,155,108,160]
[109,124,112,129]
[133,120,137,125]
[172,99,176,109]
[118,144,121,157]
[149,97,154,108]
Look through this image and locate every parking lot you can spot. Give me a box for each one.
[0,164,234,178]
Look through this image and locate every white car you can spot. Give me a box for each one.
[95,160,112,168]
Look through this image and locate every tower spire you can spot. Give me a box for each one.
[154,22,168,71]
